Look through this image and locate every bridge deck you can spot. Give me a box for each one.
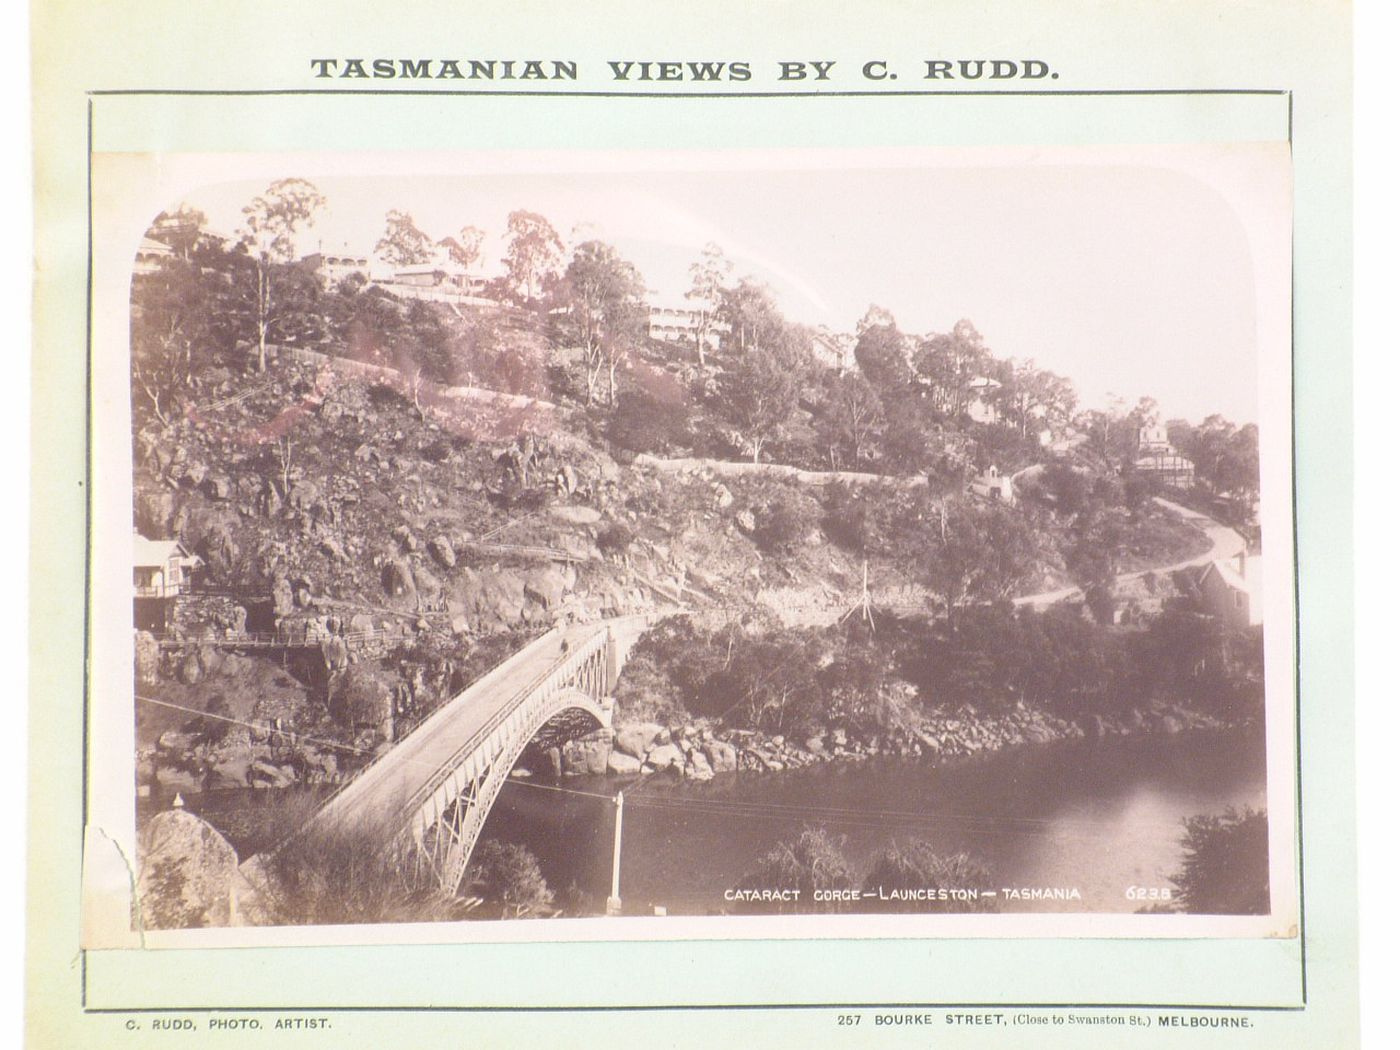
[309,620,614,836]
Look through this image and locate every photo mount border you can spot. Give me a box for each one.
[80,85,1304,1016]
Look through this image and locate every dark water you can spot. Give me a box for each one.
[480,728,1269,916]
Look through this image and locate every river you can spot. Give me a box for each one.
[480,727,1269,916]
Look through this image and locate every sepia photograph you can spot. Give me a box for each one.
[95,147,1294,940]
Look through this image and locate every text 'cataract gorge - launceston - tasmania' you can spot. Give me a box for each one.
[127,178,1270,931]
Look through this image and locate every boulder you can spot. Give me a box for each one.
[202,474,233,501]
[135,490,177,536]
[392,525,420,553]
[523,566,569,610]
[247,758,295,788]
[157,729,197,754]
[287,478,320,512]
[382,558,417,600]
[319,537,347,562]
[701,740,738,775]
[606,751,643,775]
[137,809,239,929]
[321,636,349,674]
[560,731,613,776]
[134,631,161,688]
[428,535,456,569]
[452,567,529,628]
[548,505,602,525]
[684,748,714,781]
[179,653,203,686]
[172,459,207,489]
[644,742,684,772]
[330,665,397,732]
[555,463,578,495]
[271,577,295,617]
[412,565,443,606]
[614,722,665,760]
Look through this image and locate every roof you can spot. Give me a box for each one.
[133,535,194,568]
[136,236,173,256]
[1201,555,1261,595]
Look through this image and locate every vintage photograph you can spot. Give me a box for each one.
[114,151,1290,935]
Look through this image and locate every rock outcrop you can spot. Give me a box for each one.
[137,809,239,929]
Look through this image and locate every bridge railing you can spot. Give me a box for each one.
[396,627,613,834]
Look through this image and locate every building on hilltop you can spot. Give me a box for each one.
[1197,551,1263,629]
[966,376,1003,424]
[133,237,174,276]
[811,328,856,372]
[302,250,372,287]
[647,302,728,351]
[1130,425,1196,488]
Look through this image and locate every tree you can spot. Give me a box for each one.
[682,242,733,367]
[856,303,897,335]
[813,371,884,469]
[719,342,802,462]
[466,840,555,918]
[853,321,911,394]
[927,501,1039,624]
[913,319,991,416]
[716,277,783,353]
[240,178,327,371]
[1168,808,1269,915]
[440,225,485,270]
[862,843,998,912]
[130,258,215,426]
[375,209,434,267]
[564,240,648,406]
[502,210,564,305]
[996,359,1078,440]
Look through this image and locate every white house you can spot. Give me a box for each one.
[134,535,202,599]
[647,302,728,351]
[811,328,856,372]
[303,250,372,286]
[133,236,174,275]
[969,464,1016,504]
[1198,552,1263,629]
[966,376,1002,424]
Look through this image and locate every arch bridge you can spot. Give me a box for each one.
[288,615,650,896]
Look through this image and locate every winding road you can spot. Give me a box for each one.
[1012,496,1245,611]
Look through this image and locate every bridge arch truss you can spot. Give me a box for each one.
[401,628,618,895]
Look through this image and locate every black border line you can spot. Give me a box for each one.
[83,85,1305,1018]
[81,1001,1303,1015]
[88,87,1289,98]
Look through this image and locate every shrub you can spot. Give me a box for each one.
[258,814,465,926]
[595,520,635,557]
[466,839,555,918]
[752,489,820,555]
[1168,807,1270,915]
[732,827,855,914]
[608,389,690,454]
[821,483,869,552]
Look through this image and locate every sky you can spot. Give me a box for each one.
[178,159,1270,425]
